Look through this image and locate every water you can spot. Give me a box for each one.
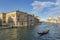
[0,22,60,40]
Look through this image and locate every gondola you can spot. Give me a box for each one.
[37,30,49,35]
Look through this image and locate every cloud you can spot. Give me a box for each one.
[31,0,60,17]
[56,0,60,6]
[45,0,60,18]
[31,1,55,12]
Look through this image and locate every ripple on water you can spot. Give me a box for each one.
[0,23,60,40]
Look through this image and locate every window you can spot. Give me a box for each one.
[3,21,6,23]
[20,14,24,20]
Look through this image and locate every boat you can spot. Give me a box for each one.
[37,30,49,35]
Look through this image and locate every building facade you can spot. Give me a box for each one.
[0,10,40,27]
[46,17,56,23]
[57,16,60,23]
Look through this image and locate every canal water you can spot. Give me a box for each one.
[0,22,60,40]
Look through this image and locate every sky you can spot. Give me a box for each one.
[0,0,60,21]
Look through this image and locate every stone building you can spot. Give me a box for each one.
[16,12,28,27]
[57,16,60,23]
[27,14,35,26]
[46,17,56,23]
[0,13,7,25]
[35,16,40,23]
[0,10,40,27]
[0,13,3,26]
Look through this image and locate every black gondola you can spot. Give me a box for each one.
[37,30,49,35]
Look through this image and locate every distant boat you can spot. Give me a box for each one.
[37,30,49,36]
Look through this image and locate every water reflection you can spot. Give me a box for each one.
[0,28,18,40]
[0,22,60,40]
